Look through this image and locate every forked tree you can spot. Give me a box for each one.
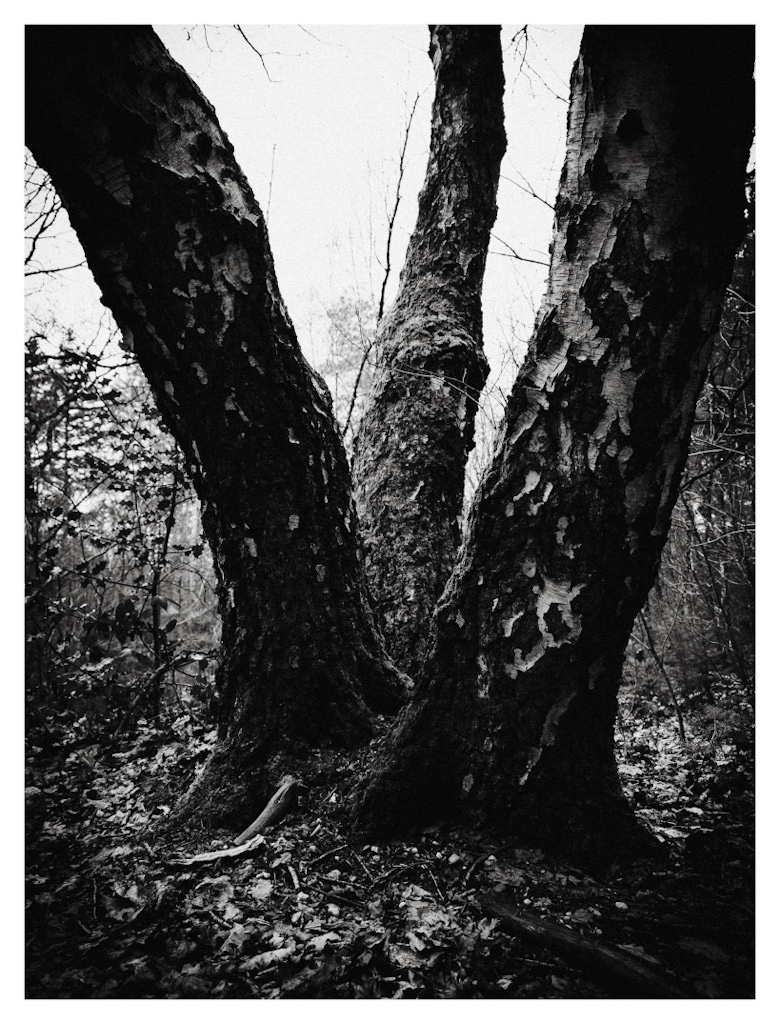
[26,25,753,859]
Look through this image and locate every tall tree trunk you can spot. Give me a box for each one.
[26,26,407,825]
[352,26,754,863]
[351,26,506,677]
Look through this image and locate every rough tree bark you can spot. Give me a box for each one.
[351,26,506,677]
[26,26,406,824]
[352,26,754,862]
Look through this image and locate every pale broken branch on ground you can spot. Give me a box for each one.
[234,775,300,845]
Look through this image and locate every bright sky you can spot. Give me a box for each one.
[26,24,584,396]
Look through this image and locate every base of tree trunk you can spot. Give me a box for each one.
[160,739,273,834]
[352,765,658,869]
[350,684,661,869]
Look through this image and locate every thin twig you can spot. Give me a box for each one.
[377,93,421,324]
[234,25,274,81]
[491,233,549,267]
[308,843,349,867]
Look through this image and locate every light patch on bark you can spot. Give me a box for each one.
[456,393,468,434]
[510,578,585,674]
[409,480,424,503]
[588,350,637,470]
[528,481,554,515]
[535,577,583,637]
[476,663,490,699]
[209,244,251,296]
[164,380,174,397]
[461,773,474,795]
[557,415,574,473]
[316,565,326,583]
[556,517,576,559]
[193,363,208,385]
[154,118,260,226]
[288,514,300,532]
[515,470,541,499]
[624,472,651,524]
[501,610,523,638]
[455,610,466,628]
[504,503,514,518]
[528,337,572,391]
[521,557,537,577]
[508,390,548,448]
[288,428,300,445]
[244,537,258,558]
[556,517,569,544]
[518,687,578,786]
[174,221,204,273]
[207,246,252,346]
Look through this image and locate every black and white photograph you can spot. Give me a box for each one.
[22,8,759,1001]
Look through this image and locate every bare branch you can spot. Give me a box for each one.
[501,170,554,210]
[233,24,275,81]
[490,233,549,267]
[377,93,421,324]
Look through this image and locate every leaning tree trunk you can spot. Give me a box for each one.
[26,26,407,825]
[352,26,754,863]
[351,26,506,677]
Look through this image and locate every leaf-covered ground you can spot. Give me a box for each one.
[25,703,754,999]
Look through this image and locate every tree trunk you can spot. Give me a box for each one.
[351,26,506,677]
[351,26,754,862]
[26,26,407,825]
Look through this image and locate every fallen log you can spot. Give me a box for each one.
[234,775,300,845]
[480,892,692,999]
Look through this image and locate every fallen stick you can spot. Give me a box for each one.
[167,833,266,866]
[480,892,692,999]
[234,775,300,845]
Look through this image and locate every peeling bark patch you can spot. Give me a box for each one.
[174,221,204,272]
[512,578,585,674]
[193,363,208,385]
[516,470,541,499]
[501,610,523,638]
[288,515,300,532]
[461,774,474,795]
[529,481,554,515]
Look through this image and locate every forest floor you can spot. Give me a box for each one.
[25,692,754,1000]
